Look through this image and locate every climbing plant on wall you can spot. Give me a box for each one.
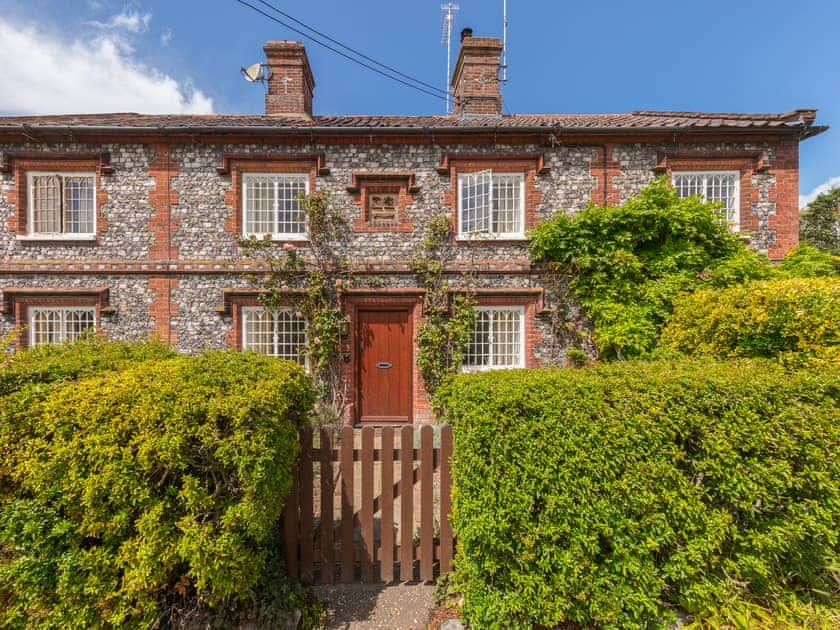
[237,191,350,423]
[411,214,476,397]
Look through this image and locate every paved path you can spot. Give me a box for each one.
[314,583,436,629]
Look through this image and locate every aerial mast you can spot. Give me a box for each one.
[440,3,459,113]
[502,0,509,84]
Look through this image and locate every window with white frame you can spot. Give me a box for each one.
[242,307,308,366]
[463,306,525,370]
[242,173,309,238]
[27,172,96,237]
[672,171,740,230]
[29,307,96,347]
[457,171,525,238]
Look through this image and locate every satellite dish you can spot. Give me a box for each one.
[241,63,264,83]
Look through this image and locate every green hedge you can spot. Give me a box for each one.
[660,276,840,361]
[0,350,314,629]
[437,361,840,628]
[0,339,177,490]
[0,336,175,397]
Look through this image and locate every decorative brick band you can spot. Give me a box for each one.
[0,258,541,275]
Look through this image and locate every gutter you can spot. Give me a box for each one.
[0,124,823,138]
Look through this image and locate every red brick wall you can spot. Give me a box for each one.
[767,139,800,260]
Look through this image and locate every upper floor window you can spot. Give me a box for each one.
[457,171,525,239]
[28,172,96,237]
[242,173,308,239]
[672,171,740,230]
[241,306,308,367]
[29,306,95,347]
[463,306,525,371]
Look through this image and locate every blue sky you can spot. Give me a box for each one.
[1,0,837,204]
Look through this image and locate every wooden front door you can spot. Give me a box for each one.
[357,309,412,423]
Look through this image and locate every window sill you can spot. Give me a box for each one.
[456,235,528,244]
[461,364,525,373]
[16,234,97,242]
[241,233,310,242]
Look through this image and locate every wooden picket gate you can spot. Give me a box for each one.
[280,425,454,584]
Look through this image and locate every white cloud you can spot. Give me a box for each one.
[800,176,840,209]
[160,28,173,47]
[89,8,152,34]
[0,18,213,115]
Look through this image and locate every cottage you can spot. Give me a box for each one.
[0,31,826,422]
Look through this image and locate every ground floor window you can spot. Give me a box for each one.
[241,306,308,366]
[29,306,95,346]
[463,306,525,370]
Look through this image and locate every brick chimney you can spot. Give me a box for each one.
[451,29,503,116]
[263,41,314,117]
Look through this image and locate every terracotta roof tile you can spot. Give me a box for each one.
[0,109,825,138]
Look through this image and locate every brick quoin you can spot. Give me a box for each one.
[589,144,622,206]
[148,144,179,262]
[767,139,800,260]
[148,276,179,345]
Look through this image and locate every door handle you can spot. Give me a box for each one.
[376,362,392,369]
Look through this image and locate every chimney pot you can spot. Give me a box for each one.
[262,41,315,117]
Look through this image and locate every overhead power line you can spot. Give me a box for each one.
[234,0,450,103]
[254,0,447,95]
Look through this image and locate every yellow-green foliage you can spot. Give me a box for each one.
[0,336,175,397]
[660,277,840,361]
[0,339,177,490]
[0,350,314,629]
[437,361,840,628]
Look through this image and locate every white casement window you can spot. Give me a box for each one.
[29,307,96,347]
[463,306,525,371]
[242,173,309,238]
[27,172,96,238]
[242,307,308,367]
[457,171,525,238]
[672,171,740,230]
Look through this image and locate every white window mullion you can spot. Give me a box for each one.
[463,306,525,371]
[272,180,280,236]
[672,170,740,231]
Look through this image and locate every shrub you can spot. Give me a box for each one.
[437,361,840,628]
[528,177,772,359]
[778,244,840,278]
[0,336,175,397]
[0,350,314,629]
[660,277,840,361]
